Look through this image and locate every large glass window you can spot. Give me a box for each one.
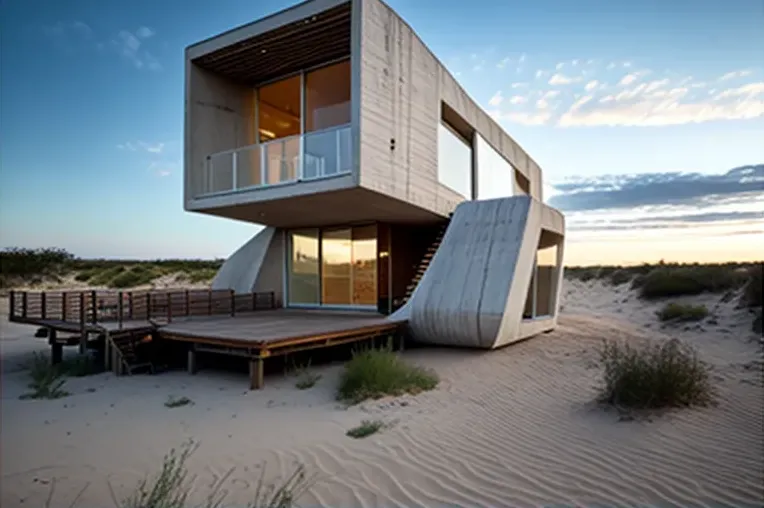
[438,122,473,199]
[305,60,351,132]
[287,229,320,305]
[321,228,352,305]
[476,134,514,200]
[352,225,378,306]
[288,225,379,308]
[258,75,301,142]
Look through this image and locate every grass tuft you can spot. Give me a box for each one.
[108,439,314,508]
[165,395,194,408]
[346,420,384,439]
[337,347,438,405]
[657,302,709,322]
[597,338,714,410]
[288,359,321,390]
[19,352,70,400]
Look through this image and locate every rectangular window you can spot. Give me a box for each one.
[287,229,320,305]
[437,121,473,199]
[523,230,562,319]
[476,134,514,200]
[288,224,378,308]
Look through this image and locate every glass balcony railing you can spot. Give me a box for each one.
[201,124,352,197]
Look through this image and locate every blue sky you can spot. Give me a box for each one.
[1,0,763,264]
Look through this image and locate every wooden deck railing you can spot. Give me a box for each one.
[8,289,277,327]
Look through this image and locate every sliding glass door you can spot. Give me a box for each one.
[287,225,378,308]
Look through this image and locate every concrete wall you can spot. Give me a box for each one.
[184,64,256,204]
[211,227,285,303]
[358,0,544,220]
[391,196,565,348]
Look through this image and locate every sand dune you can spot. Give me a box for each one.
[1,280,762,507]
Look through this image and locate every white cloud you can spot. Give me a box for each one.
[518,53,526,64]
[555,62,564,71]
[511,82,528,88]
[147,161,178,177]
[536,99,549,110]
[584,80,600,92]
[136,26,155,38]
[549,73,581,85]
[509,95,528,105]
[542,90,561,99]
[110,28,161,70]
[606,62,616,70]
[558,81,764,127]
[118,141,165,153]
[490,110,552,126]
[535,70,545,79]
[719,69,752,81]
[571,59,579,67]
[643,79,670,94]
[488,91,504,107]
[619,73,639,86]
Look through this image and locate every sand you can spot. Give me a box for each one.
[1,280,762,507]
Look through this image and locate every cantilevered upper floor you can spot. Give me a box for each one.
[184,0,545,228]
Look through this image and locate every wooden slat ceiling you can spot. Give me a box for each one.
[193,2,352,86]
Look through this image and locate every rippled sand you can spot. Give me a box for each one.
[2,282,762,507]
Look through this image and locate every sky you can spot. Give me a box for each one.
[1,0,763,266]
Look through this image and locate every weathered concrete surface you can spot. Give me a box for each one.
[211,227,277,295]
[391,196,565,348]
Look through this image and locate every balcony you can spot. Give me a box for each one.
[199,123,352,197]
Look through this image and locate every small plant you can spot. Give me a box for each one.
[19,352,69,400]
[337,346,438,405]
[597,338,714,410]
[108,439,314,508]
[346,419,384,439]
[165,395,194,408]
[741,263,762,309]
[657,302,709,322]
[289,359,321,390]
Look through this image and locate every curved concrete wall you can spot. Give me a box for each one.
[211,227,282,297]
[390,196,565,349]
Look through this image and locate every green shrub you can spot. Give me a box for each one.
[90,266,126,287]
[609,269,632,286]
[19,353,69,400]
[597,338,713,409]
[346,420,384,439]
[0,247,74,278]
[165,395,194,408]
[657,302,709,322]
[110,267,159,288]
[639,265,747,299]
[337,347,438,405]
[185,267,219,284]
[741,263,762,308]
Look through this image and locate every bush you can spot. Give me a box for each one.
[597,338,713,409]
[609,269,632,286]
[19,353,69,400]
[638,265,747,299]
[346,420,384,439]
[741,263,762,309]
[337,347,438,405]
[110,267,159,288]
[657,302,709,322]
[0,247,74,278]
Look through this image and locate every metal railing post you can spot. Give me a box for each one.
[232,151,238,190]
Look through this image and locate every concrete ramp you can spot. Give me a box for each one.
[390,196,565,349]
[211,227,284,300]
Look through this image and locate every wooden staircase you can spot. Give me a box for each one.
[401,216,451,306]
[106,330,156,375]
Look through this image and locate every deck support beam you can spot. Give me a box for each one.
[249,357,264,390]
[104,331,111,371]
[49,329,62,365]
[187,346,197,375]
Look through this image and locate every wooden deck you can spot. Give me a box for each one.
[9,290,407,389]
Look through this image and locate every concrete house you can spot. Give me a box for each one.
[184,0,566,348]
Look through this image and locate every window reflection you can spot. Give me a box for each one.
[437,122,473,199]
